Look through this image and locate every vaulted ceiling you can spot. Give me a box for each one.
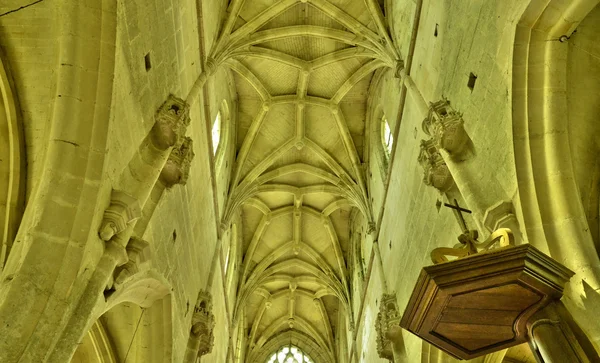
[210,1,399,361]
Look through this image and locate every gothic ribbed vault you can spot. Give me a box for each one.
[211,0,399,361]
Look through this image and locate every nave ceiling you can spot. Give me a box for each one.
[209,0,398,361]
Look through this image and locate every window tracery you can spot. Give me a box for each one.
[266,345,314,363]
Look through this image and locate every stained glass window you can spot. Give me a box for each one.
[266,345,314,363]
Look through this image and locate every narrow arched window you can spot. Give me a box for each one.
[381,115,393,156]
[211,111,222,155]
[266,345,314,363]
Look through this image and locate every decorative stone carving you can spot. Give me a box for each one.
[192,290,215,357]
[376,293,402,361]
[422,100,468,155]
[99,190,142,241]
[418,139,454,192]
[112,237,151,289]
[151,95,191,150]
[160,137,195,187]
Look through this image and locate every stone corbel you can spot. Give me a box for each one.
[151,95,191,150]
[191,290,215,358]
[422,100,468,156]
[418,139,454,192]
[99,190,141,241]
[160,136,195,188]
[376,293,404,362]
[111,237,151,289]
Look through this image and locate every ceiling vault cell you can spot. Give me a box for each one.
[207,0,397,360]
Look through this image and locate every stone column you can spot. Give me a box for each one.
[527,301,600,362]
[47,96,191,362]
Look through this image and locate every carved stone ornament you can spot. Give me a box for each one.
[99,190,142,241]
[422,100,468,155]
[160,137,195,187]
[111,237,151,289]
[376,293,402,361]
[151,95,191,150]
[192,290,215,357]
[418,139,454,192]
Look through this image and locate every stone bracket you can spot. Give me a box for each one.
[191,289,215,357]
[422,100,469,156]
[376,293,402,361]
[160,136,195,187]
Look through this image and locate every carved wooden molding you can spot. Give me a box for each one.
[401,244,574,360]
[99,190,141,241]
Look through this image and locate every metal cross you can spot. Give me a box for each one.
[441,198,472,233]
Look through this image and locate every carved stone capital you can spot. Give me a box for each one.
[192,290,215,357]
[151,95,191,150]
[99,190,141,241]
[422,100,468,155]
[376,293,402,361]
[160,137,195,187]
[418,139,454,192]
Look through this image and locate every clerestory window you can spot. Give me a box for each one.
[381,115,393,156]
[212,111,221,155]
[266,345,314,363]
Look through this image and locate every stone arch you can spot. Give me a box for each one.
[0,0,119,361]
[0,46,25,269]
[512,0,600,350]
[71,321,118,363]
[512,0,600,288]
[99,295,173,363]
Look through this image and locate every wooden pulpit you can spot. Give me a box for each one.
[400,244,583,360]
